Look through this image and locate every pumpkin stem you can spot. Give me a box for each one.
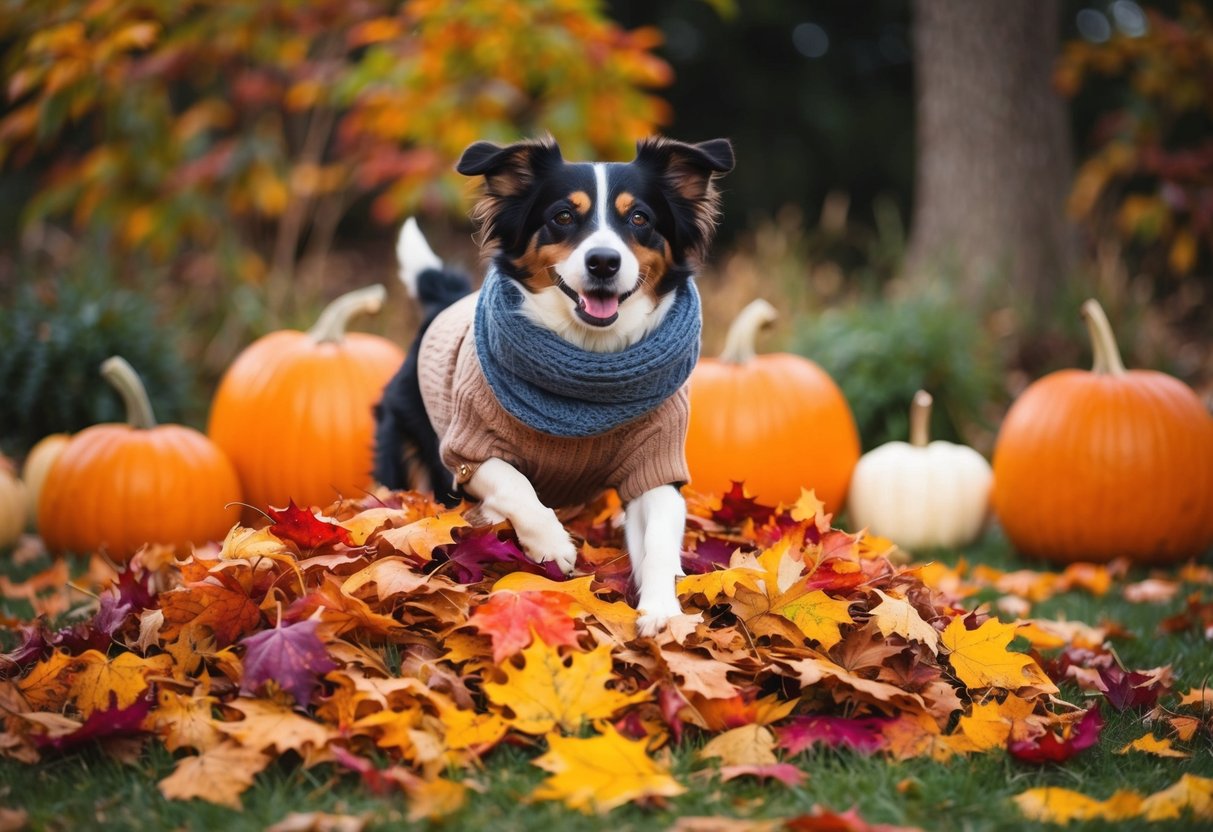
[909,390,932,448]
[101,356,157,430]
[719,299,778,364]
[308,284,387,344]
[1081,298,1127,376]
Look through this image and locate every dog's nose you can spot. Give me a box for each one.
[585,247,621,279]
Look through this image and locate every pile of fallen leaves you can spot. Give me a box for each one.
[2,484,1212,829]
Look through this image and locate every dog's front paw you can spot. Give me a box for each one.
[635,595,683,638]
[516,520,578,576]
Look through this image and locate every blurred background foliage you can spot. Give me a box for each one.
[0,0,1210,457]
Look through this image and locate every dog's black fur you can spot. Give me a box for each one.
[372,265,470,504]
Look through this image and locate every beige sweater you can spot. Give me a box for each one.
[417,293,691,506]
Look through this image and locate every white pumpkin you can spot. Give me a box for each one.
[20,433,70,528]
[847,390,992,550]
[0,453,27,547]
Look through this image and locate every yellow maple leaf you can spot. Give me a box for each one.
[214,697,334,759]
[940,617,1053,691]
[68,650,172,717]
[1014,786,1144,824]
[676,561,765,602]
[483,641,649,735]
[531,724,685,813]
[950,695,1033,753]
[157,741,270,810]
[1118,732,1191,759]
[771,589,853,650]
[697,724,777,767]
[868,588,939,652]
[16,650,74,712]
[1140,774,1213,821]
[378,512,468,561]
[148,689,224,753]
[436,703,510,751]
[491,573,637,640]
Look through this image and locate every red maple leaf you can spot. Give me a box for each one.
[1098,665,1170,712]
[159,573,263,647]
[711,482,777,527]
[440,528,565,583]
[268,500,355,549]
[470,590,581,663]
[1008,706,1104,764]
[239,618,337,707]
[775,714,890,755]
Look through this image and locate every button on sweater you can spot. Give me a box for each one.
[417,293,691,507]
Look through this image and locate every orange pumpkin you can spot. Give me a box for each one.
[39,357,242,558]
[208,285,404,513]
[686,299,860,511]
[992,299,1213,564]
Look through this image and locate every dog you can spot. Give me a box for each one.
[374,136,733,635]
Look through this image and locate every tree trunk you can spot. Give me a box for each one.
[906,0,1074,308]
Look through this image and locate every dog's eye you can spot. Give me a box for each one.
[552,210,574,226]
[629,211,649,227]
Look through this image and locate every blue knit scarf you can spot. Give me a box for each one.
[474,269,701,437]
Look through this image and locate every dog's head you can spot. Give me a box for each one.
[457,136,733,349]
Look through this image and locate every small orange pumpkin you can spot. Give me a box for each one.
[39,357,242,558]
[208,285,404,513]
[992,299,1213,564]
[686,299,860,511]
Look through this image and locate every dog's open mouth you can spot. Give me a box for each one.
[575,293,620,327]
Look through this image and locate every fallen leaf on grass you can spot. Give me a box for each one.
[1117,732,1190,758]
[1139,773,1213,820]
[157,740,271,809]
[941,615,1053,692]
[1008,706,1103,764]
[530,723,685,813]
[265,811,371,832]
[1013,786,1144,823]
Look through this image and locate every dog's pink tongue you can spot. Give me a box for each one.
[581,294,619,320]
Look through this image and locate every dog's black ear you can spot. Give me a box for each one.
[457,138,562,252]
[634,137,734,261]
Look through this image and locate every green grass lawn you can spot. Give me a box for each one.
[3,528,1212,832]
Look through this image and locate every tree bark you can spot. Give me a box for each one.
[906,0,1074,308]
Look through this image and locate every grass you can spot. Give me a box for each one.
[3,528,1212,831]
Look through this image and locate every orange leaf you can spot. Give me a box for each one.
[159,576,262,646]
[470,590,580,662]
[68,651,172,717]
[157,741,270,809]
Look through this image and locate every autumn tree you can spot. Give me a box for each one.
[904,0,1074,308]
[0,0,672,326]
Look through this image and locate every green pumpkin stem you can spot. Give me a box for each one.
[719,299,778,364]
[101,356,157,430]
[308,284,387,345]
[909,390,933,448]
[1081,298,1127,376]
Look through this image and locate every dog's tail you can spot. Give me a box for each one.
[396,217,471,319]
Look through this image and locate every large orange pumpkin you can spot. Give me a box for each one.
[992,299,1213,564]
[208,284,404,513]
[686,299,860,511]
[39,357,242,558]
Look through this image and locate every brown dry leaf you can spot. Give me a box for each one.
[265,811,371,832]
[15,650,74,712]
[157,740,270,809]
[378,512,468,561]
[214,697,334,758]
[147,688,224,753]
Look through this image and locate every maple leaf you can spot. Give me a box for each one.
[268,499,355,548]
[710,482,777,527]
[950,697,1030,753]
[1117,732,1190,758]
[469,590,580,663]
[772,589,855,651]
[530,723,685,813]
[1013,786,1144,824]
[1098,665,1171,711]
[148,689,223,752]
[867,589,939,653]
[68,650,172,717]
[159,574,262,647]
[157,740,271,809]
[265,811,371,832]
[484,641,649,735]
[660,647,741,700]
[682,535,746,575]
[30,692,152,753]
[1008,706,1103,764]
[940,616,1053,691]
[16,649,74,712]
[440,527,564,583]
[493,573,639,640]
[214,697,334,759]
[1140,774,1213,821]
[698,723,778,767]
[775,715,889,755]
[240,618,337,707]
[379,512,469,562]
[719,763,807,787]
[784,807,925,832]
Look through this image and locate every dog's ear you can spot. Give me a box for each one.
[634,137,734,262]
[457,138,562,252]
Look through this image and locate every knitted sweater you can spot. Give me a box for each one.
[417,292,691,506]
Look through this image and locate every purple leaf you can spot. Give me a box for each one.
[683,536,748,575]
[0,623,50,677]
[1098,666,1170,712]
[775,715,889,755]
[239,619,337,707]
[33,692,153,753]
[1008,705,1104,764]
[439,528,565,583]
